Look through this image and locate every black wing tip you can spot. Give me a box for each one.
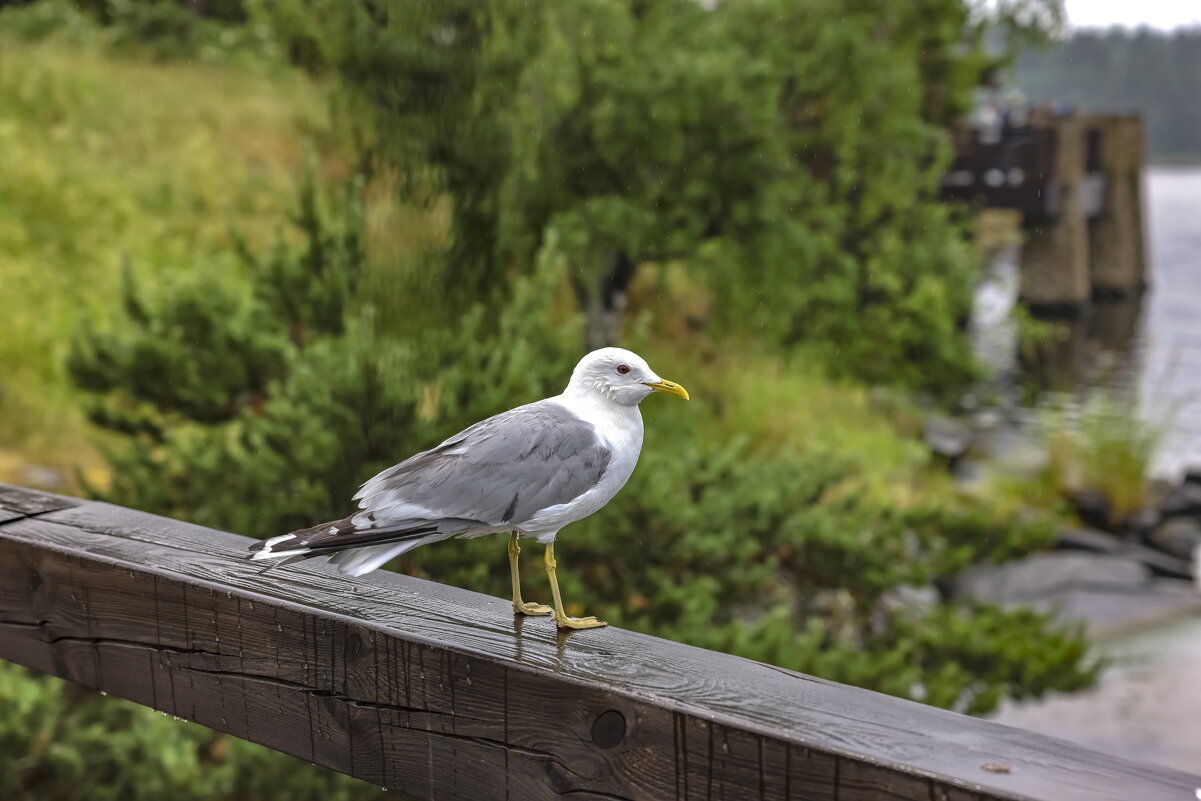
[251,515,358,553]
[249,516,457,563]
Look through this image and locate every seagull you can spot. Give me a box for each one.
[248,347,689,629]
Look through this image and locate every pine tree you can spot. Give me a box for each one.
[68,167,580,537]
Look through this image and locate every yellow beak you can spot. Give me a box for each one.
[642,379,690,400]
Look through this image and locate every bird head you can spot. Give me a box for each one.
[566,347,690,407]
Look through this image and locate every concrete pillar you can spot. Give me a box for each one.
[1089,115,1148,296]
[1021,116,1090,312]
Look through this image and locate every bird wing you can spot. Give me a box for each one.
[250,400,613,565]
[353,399,613,530]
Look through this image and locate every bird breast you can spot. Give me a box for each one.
[520,397,644,540]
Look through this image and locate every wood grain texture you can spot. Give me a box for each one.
[0,484,1196,801]
[0,506,28,526]
[0,484,80,516]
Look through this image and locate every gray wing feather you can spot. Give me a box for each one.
[354,400,611,528]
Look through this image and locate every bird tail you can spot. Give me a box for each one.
[248,514,475,576]
[248,514,362,563]
[325,540,428,576]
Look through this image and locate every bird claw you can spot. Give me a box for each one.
[555,614,607,630]
[513,601,554,616]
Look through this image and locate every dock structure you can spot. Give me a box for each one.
[942,113,1147,312]
[1,483,1198,801]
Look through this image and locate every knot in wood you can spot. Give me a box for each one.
[545,760,574,792]
[591,709,625,749]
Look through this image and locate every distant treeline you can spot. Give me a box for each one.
[1015,27,1201,160]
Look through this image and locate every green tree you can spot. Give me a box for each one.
[67,167,579,537]
[274,0,1003,392]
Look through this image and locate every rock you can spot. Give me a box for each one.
[1158,481,1201,518]
[1115,543,1194,580]
[1146,517,1201,562]
[953,553,1149,604]
[923,415,972,462]
[1123,506,1161,538]
[1055,528,1122,553]
[1195,543,1201,592]
[1183,466,1201,486]
[1044,578,1201,637]
[1148,477,1176,501]
[1068,488,1113,530]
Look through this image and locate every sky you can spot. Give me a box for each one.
[1065,0,1201,30]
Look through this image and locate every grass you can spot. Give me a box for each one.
[1043,391,1165,526]
[625,261,931,472]
[0,35,328,481]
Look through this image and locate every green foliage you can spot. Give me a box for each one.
[1016,27,1201,160]
[0,30,324,466]
[69,266,283,432]
[971,0,1067,52]
[1042,392,1165,526]
[0,0,100,45]
[0,663,382,801]
[68,168,579,535]
[69,170,363,524]
[68,168,365,436]
[0,0,281,66]
[285,0,989,393]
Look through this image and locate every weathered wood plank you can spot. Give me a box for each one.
[0,484,1197,801]
[0,484,80,516]
[0,506,28,525]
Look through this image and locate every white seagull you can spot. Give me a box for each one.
[249,347,689,629]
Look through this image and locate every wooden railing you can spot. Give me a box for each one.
[0,483,1195,801]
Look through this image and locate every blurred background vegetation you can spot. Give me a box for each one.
[0,0,1117,798]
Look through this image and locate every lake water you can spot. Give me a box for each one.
[994,167,1201,479]
[1130,168,1201,478]
[991,611,1201,775]
[980,168,1201,775]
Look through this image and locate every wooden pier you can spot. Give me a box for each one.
[1,483,1198,800]
[942,113,1148,312]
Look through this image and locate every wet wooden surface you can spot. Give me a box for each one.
[0,484,1196,801]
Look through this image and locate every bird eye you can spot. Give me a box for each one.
[615,364,631,375]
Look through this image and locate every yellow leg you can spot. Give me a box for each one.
[544,542,606,630]
[509,533,552,616]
